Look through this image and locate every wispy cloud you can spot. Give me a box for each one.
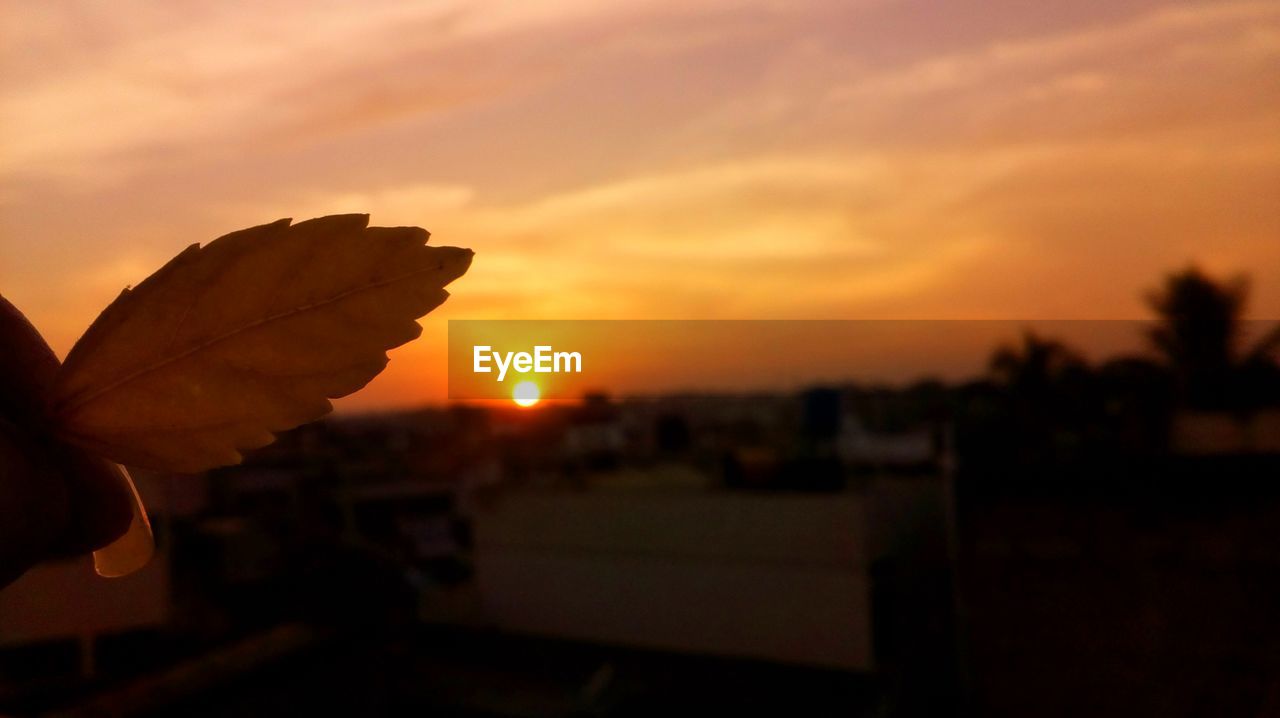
[2,0,1277,406]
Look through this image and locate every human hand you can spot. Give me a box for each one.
[0,295,132,588]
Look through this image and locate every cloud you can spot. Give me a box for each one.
[0,0,667,184]
[272,132,1280,324]
[2,0,1278,407]
[826,1,1279,104]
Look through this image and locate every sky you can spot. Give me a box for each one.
[1,0,1278,408]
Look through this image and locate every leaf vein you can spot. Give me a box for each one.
[58,260,450,416]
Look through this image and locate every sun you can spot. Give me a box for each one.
[512,380,541,408]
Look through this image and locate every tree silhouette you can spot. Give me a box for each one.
[1147,266,1280,409]
[990,331,1086,399]
[987,331,1091,461]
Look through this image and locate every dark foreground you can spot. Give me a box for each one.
[5,626,878,717]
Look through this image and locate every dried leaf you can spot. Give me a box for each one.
[50,214,472,474]
[90,464,153,578]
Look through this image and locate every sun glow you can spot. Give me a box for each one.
[512,380,541,407]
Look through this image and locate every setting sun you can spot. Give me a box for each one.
[512,380,541,408]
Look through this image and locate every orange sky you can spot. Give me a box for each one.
[2,1,1278,409]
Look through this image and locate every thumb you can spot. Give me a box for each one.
[0,295,133,587]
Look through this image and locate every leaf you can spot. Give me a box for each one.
[49,214,472,474]
[90,464,154,578]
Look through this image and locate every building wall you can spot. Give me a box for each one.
[474,491,872,670]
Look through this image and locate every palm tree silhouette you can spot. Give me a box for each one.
[987,332,1091,459]
[990,331,1085,399]
[1147,267,1280,409]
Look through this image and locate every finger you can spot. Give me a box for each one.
[0,421,70,586]
[1,293,135,570]
[49,445,134,557]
